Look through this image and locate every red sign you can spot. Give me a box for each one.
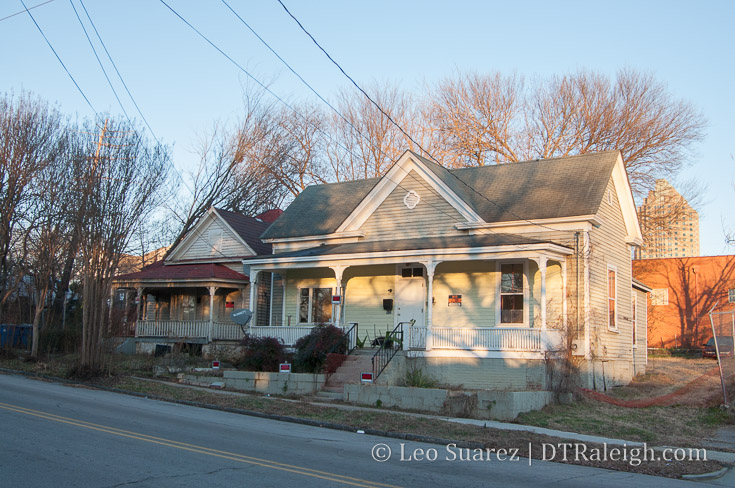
[448,294,462,306]
[332,295,342,305]
[361,372,373,383]
[212,360,220,369]
[280,363,292,373]
[225,301,235,309]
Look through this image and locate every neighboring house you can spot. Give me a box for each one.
[244,150,647,390]
[112,207,281,354]
[633,255,735,349]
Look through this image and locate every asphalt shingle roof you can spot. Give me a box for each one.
[114,261,249,282]
[260,150,620,240]
[215,208,274,255]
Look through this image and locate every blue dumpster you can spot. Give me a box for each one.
[0,324,32,349]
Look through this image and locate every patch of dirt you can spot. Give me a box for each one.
[594,357,735,407]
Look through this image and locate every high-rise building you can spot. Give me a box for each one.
[636,179,699,259]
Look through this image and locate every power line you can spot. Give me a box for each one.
[20,0,97,115]
[275,0,427,155]
[77,0,162,146]
[68,0,134,128]
[0,0,55,23]
[163,0,478,235]
[275,0,569,236]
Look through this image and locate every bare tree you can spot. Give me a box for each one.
[422,71,524,167]
[326,83,414,181]
[0,92,65,321]
[422,69,706,196]
[22,135,75,357]
[74,118,170,371]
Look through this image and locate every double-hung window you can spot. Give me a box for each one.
[500,263,524,325]
[608,266,617,329]
[298,287,333,324]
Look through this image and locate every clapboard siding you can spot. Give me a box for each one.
[432,261,496,328]
[176,215,252,261]
[589,178,634,361]
[359,170,465,241]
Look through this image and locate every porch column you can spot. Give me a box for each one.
[136,287,144,326]
[560,261,567,328]
[423,260,438,351]
[330,265,348,327]
[248,269,260,322]
[538,257,547,329]
[239,287,247,309]
[208,286,217,341]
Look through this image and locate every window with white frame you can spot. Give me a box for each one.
[729,288,735,303]
[298,287,333,324]
[500,263,525,324]
[651,288,669,306]
[608,266,617,329]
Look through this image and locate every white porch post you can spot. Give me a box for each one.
[330,266,347,327]
[561,261,567,329]
[539,256,547,329]
[208,286,217,341]
[136,287,143,322]
[423,260,437,351]
[249,269,260,326]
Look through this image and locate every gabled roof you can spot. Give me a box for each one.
[262,150,631,240]
[215,208,273,255]
[450,151,619,222]
[113,260,249,283]
[167,207,274,262]
[261,178,379,239]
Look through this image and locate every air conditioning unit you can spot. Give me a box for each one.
[571,340,586,356]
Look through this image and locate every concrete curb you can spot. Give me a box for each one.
[681,466,730,480]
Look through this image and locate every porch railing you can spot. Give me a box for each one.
[136,320,244,341]
[407,326,563,352]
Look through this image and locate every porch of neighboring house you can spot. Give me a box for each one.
[112,261,254,345]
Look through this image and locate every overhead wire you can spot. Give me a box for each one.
[0,0,55,23]
[77,0,162,147]
[19,0,98,116]
[274,0,573,237]
[160,0,473,235]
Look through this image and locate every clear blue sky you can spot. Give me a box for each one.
[2,0,733,255]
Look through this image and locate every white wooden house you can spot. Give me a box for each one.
[243,150,648,390]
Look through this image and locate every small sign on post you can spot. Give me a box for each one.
[212,360,220,370]
[332,295,342,305]
[361,372,373,383]
[280,363,292,373]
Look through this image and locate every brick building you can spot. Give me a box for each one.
[633,255,735,348]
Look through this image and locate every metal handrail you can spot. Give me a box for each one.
[327,322,358,356]
[371,321,409,380]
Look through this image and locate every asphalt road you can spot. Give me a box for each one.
[0,373,727,487]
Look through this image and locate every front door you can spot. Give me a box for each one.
[395,266,425,328]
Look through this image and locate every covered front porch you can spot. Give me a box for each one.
[112,261,252,342]
[244,234,573,355]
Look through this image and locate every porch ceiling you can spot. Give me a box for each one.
[243,233,572,268]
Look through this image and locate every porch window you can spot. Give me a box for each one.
[182,295,196,321]
[298,287,333,324]
[608,267,617,329]
[500,263,524,324]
